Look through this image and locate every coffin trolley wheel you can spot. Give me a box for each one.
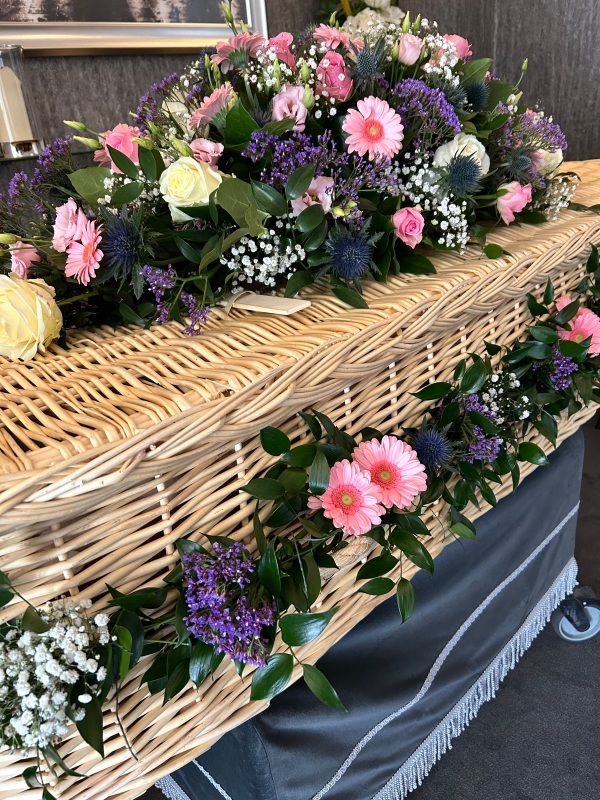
[551,596,600,641]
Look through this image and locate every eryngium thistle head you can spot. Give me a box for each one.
[324,225,375,281]
[351,36,387,90]
[428,76,467,109]
[249,100,273,127]
[506,150,533,182]
[464,81,490,112]
[412,428,453,469]
[438,153,483,199]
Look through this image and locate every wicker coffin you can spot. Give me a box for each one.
[1,160,600,800]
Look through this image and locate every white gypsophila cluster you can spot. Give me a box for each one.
[421,30,460,86]
[246,44,295,93]
[395,153,470,250]
[0,600,109,752]
[484,371,531,424]
[222,225,305,292]
[533,174,578,221]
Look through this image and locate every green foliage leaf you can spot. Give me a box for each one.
[253,503,267,555]
[526,293,548,318]
[484,340,502,355]
[518,441,551,466]
[76,694,104,756]
[461,361,488,394]
[356,552,398,580]
[303,219,328,251]
[114,625,132,681]
[543,278,555,305]
[138,146,157,182]
[241,478,284,500]
[332,285,369,309]
[396,578,416,622]
[359,577,395,595]
[555,299,581,327]
[250,653,294,700]
[216,177,256,225]
[260,426,291,456]
[112,181,143,206]
[258,543,281,596]
[163,659,190,703]
[308,447,330,496]
[108,585,168,611]
[460,57,493,82]
[483,243,504,259]
[303,664,346,710]
[285,164,316,200]
[558,338,588,358]
[279,608,338,646]
[399,253,436,274]
[295,203,325,233]
[21,605,51,633]
[106,144,139,179]
[299,411,322,440]
[411,382,451,401]
[284,270,314,297]
[23,766,43,788]
[251,180,287,216]
[516,210,548,225]
[469,410,499,434]
[450,522,477,540]
[189,641,214,687]
[0,587,14,608]
[529,325,558,344]
[224,101,259,145]
[533,410,558,447]
[69,166,112,205]
[281,443,317,467]
[391,529,435,573]
[278,467,307,495]
[586,243,599,273]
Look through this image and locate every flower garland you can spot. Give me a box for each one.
[2,4,599,360]
[3,247,599,795]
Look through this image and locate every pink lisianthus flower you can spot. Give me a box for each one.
[307,460,384,537]
[93,123,140,173]
[52,198,87,253]
[342,96,404,160]
[316,51,353,103]
[271,84,308,132]
[443,34,472,60]
[496,181,533,224]
[290,176,335,216]
[268,32,296,70]
[313,24,362,51]
[397,33,423,65]
[190,84,234,128]
[353,436,427,510]
[212,32,266,72]
[393,207,425,249]
[65,219,103,286]
[556,297,600,355]
[9,241,41,279]
[190,138,224,167]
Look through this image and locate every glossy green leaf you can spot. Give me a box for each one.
[251,180,287,216]
[163,659,190,703]
[281,444,317,467]
[278,467,307,494]
[484,340,502,355]
[111,181,143,206]
[356,552,398,580]
[332,285,369,309]
[303,219,328,251]
[284,270,314,297]
[390,529,435,573]
[299,411,322,440]
[118,609,144,666]
[396,577,416,622]
[460,361,488,394]
[518,441,551,466]
[241,478,284,500]
[469,410,499,435]
[483,243,503,259]
[295,203,325,233]
[285,164,316,200]
[250,653,294,700]
[586,243,599,273]
[260,426,291,456]
[0,588,14,608]
[189,641,214,687]
[359,577,395,595]
[303,664,346,710]
[558,338,588,358]
[543,278,555,305]
[411,382,451,401]
[399,253,436,274]
[279,608,338,646]
[253,502,267,555]
[216,177,256,224]
[555,299,580,327]
[450,522,477,540]
[526,293,548,317]
[309,447,330,496]
[224,101,259,145]
[23,766,43,789]
[106,144,138,179]
[258,543,281,596]
[138,145,157,182]
[21,605,51,633]
[529,325,558,344]
[76,694,104,756]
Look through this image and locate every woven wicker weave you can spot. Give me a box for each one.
[1,161,599,800]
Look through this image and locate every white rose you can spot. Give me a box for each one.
[364,0,391,8]
[159,156,223,222]
[532,148,563,176]
[0,274,62,362]
[433,133,491,176]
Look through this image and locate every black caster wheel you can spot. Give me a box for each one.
[551,596,600,641]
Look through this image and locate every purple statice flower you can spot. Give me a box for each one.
[180,292,209,336]
[134,72,179,131]
[548,346,578,390]
[242,130,346,189]
[391,79,461,153]
[467,425,502,463]
[460,391,498,422]
[8,171,28,202]
[183,543,275,666]
[141,264,177,324]
[333,154,399,221]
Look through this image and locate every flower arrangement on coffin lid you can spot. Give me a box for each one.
[0,2,586,360]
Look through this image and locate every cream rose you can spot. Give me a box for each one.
[0,274,62,361]
[531,148,563,176]
[159,156,223,222]
[433,133,491,176]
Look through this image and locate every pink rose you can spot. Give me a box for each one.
[190,138,224,167]
[290,176,335,216]
[443,34,472,60]
[397,34,423,66]
[393,207,425,248]
[271,84,308,132]
[268,32,296,70]
[316,51,353,103]
[497,181,532,225]
[52,198,87,253]
[94,123,140,173]
[9,240,41,279]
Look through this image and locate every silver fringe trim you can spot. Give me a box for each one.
[156,775,192,800]
[312,503,579,800]
[372,556,578,800]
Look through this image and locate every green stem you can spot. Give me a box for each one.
[57,291,97,306]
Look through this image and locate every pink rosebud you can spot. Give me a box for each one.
[190,84,234,128]
[271,84,308,132]
[443,34,472,61]
[268,32,296,70]
[190,138,224,167]
[397,34,423,66]
[290,176,335,216]
[316,51,353,103]
[392,207,425,249]
[93,123,140,174]
[497,181,532,225]
[52,198,87,253]
[9,241,41,279]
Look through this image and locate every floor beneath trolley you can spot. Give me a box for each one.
[144,415,600,800]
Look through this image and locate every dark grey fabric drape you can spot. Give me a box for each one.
[159,429,584,800]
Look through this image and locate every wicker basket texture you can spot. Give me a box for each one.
[0,161,599,799]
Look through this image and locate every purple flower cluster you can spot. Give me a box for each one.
[242,130,345,188]
[141,264,177,324]
[391,79,461,153]
[467,425,502,463]
[8,171,28,203]
[30,136,73,212]
[183,543,274,666]
[180,292,209,336]
[495,113,568,164]
[134,72,179,131]
[460,391,498,422]
[548,346,578,390]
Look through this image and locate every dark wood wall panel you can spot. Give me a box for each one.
[401,0,496,60]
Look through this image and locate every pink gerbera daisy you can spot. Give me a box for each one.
[65,219,103,286]
[352,436,427,509]
[312,24,362,51]
[342,97,404,160]
[211,32,266,72]
[190,84,235,128]
[307,460,384,537]
[556,296,600,355]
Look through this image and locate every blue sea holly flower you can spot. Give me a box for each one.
[412,428,453,469]
[99,206,146,297]
[437,153,483,199]
[321,221,382,288]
